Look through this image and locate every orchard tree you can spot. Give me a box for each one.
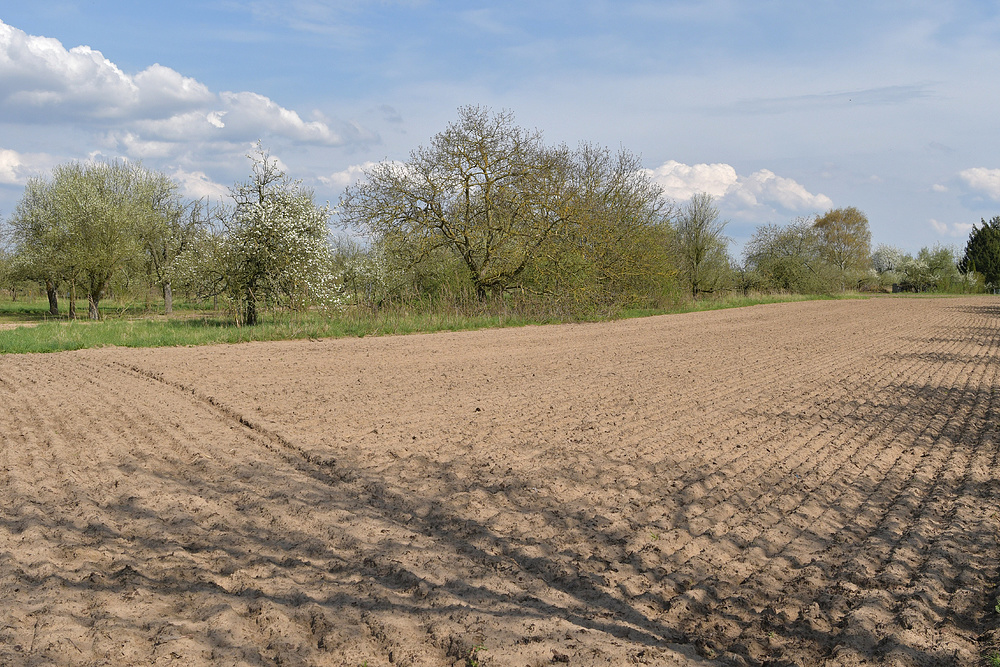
[142,193,206,314]
[213,145,335,326]
[0,244,14,300]
[675,192,730,298]
[744,219,832,293]
[51,161,169,319]
[871,244,905,275]
[341,106,578,300]
[7,161,176,319]
[6,176,68,315]
[813,206,872,289]
[959,215,1000,287]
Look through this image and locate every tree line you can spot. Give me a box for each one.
[0,106,995,324]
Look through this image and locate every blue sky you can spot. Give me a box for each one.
[2,1,1000,255]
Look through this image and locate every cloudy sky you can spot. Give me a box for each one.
[2,1,1000,254]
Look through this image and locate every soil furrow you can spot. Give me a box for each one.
[1,297,998,666]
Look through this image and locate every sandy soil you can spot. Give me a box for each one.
[1,297,998,666]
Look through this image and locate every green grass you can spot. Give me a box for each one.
[0,303,583,354]
[0,290,937,355]
[621,291,848,319]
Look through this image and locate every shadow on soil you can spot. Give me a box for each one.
[3,317,1000,665]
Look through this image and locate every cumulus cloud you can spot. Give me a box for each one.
[645,161,737,200]
[170,168,230,200]
[0,147,54,185]
[930,219,974,237]
[738,169,833,210]
[218,92,342,145]
[0,19,350,148]
[958,167,1000,200]
[644,160,832,213]
[320,161,380,190]
[0,20,207,120]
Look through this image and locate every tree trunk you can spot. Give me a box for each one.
[89,293,100,320]
[69,281,77,320]
[244,298,257,326]
[474,279,488,301]
[46,279,59,316]
[244,285,257,326]
[163,281,173,315]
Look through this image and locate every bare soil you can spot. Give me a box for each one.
[1,297,998,666]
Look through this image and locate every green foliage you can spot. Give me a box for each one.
[5,160,184,319]
[466,644,486,667]
[813,206,872,289]
[141,193,207,314]
[674,193,731,298]
[959,215,1000,287]
[340,106,674,308]
[181,145,337,326]
[341,106,570,300]
[743,219,836,294]
[872,243,975,293]
[745,208,878,294]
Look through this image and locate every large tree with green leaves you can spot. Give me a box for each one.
[743,219,834,293]
[51,161,177,319]
[813,206,872,290]
[7,161,180,318]
[675,192,730,298]
[959,215,1000,287]
[6,176,68,315]
[340,106,674,305]
[340,106,577,300]
[525,144,675,304]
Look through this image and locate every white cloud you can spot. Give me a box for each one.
[107,132,181,159]
[133,64,213,110]
[930,219,974,237]
[932,183,948,193]
[0,19,350,147]
[958,167,1000,200]
[645,160,832,213]
[0,22,162,118]
[218,91,343,145]
[738,169,833,210]
[320,161,380,190]
[130,112,229,142]
[170,168,230,200]
[645,160,737,200]
[0,147,54,185]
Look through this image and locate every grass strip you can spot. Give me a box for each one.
[0,292,867,354]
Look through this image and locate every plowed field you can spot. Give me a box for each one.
[1,297,998,666]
